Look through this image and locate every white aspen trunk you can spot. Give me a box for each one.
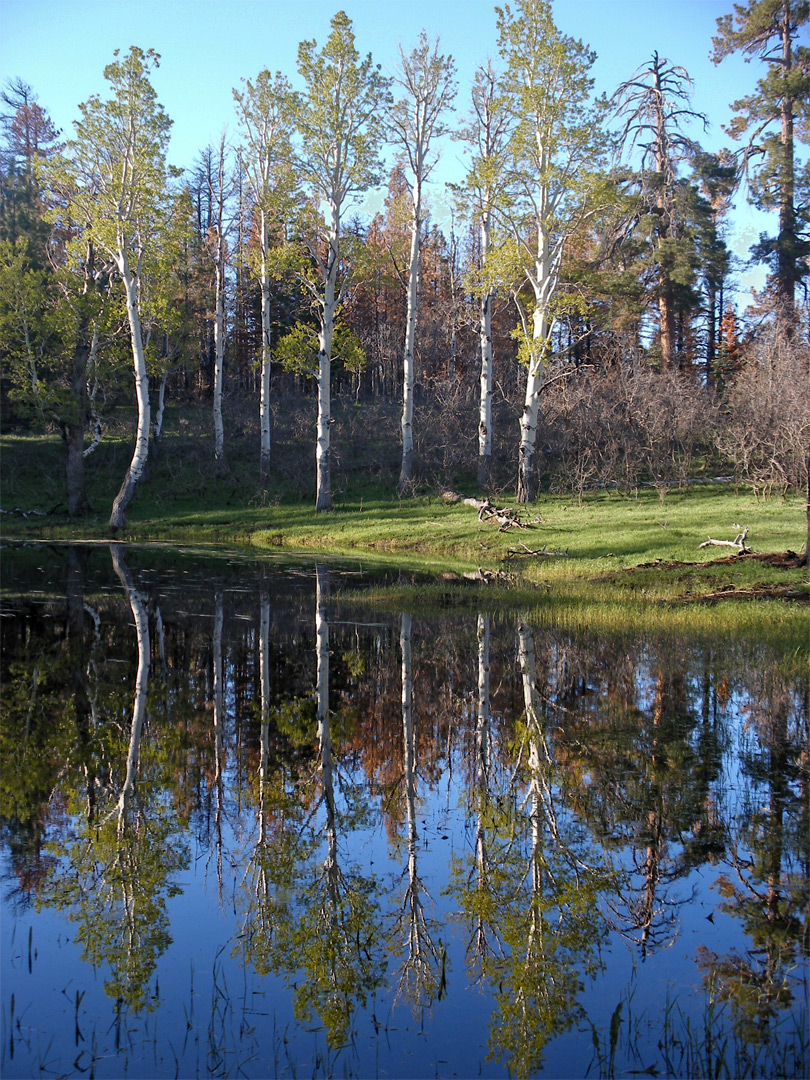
[478,214,494,491]
[316,228,338,513]
[110,250,151,532]
[259,210,272,484]
[517,221,554,505]
[213,249,226,470]
[517,303,549,504]
[398,184,421,493]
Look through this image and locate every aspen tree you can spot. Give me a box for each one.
[388,32,457,493]
[493,0,611,503]
[233,70,295,484]
[56,48,172,532]
[292,11,390,511]
[456,61,511,490]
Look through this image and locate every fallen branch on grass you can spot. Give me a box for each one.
[699,525,750,553]
[441,490,543,531]
[506,542,568,559]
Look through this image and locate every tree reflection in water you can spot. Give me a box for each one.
[0,544,806,1079]
[35,546,189,1015]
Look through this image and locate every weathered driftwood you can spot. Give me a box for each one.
[506,541,568,559]
[442,490,542,531]
[699,525,750,553]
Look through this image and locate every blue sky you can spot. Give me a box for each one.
[0,0,780,290]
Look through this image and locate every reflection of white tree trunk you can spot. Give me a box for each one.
[316,566,337,876]
[476,614,492,786]
[517,622,550,950]
[211,592,225,889]
[110,546,149,833]
[471,613,494,967]
[109,544,150,955]
[258,592,271,846]
[397,613,442,1008]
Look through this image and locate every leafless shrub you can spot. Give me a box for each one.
[714,330,810,497]
[543,366,717,498]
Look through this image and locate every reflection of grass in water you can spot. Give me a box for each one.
[588,988,808,1079]
[347,580,807,666]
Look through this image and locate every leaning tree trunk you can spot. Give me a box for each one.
[109,255,150,533]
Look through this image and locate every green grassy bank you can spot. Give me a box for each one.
[2,429,807,604]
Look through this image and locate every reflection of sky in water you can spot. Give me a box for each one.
[1,545,806,1079]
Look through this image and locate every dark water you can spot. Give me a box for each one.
[1,543,807,1079]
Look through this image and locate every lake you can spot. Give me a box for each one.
[1,542,807,1079]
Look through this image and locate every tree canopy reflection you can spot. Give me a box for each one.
[0,545,806,1077]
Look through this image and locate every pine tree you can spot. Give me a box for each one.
[712,0,810,330]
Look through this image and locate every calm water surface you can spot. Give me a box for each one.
[1,543,807,1079]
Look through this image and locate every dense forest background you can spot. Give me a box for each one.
[0,0,808,527]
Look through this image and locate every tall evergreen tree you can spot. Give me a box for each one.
[712,0,810,330]
[0,78,61,259]
[612,53,708,369]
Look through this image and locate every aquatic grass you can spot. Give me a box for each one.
[589,988,809,1080]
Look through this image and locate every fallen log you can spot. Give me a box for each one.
[699,525,750,553]
[442,490,542,531]
[506,542,568,559]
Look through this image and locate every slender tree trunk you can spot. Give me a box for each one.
[65,341,90,517]
[706,278,717,386]
[316,242,337,513]
[478,279,494,491]
[110,253,151,533]
[802,444,809,569]
[213,251,226,472]
[399,186,421,493]
[658,283,676,370]
[259,212,272,485]
[259,590,271,843]
[152,367,167,441]
[65,248,100,518]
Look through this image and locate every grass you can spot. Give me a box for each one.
[1,424,807,614]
